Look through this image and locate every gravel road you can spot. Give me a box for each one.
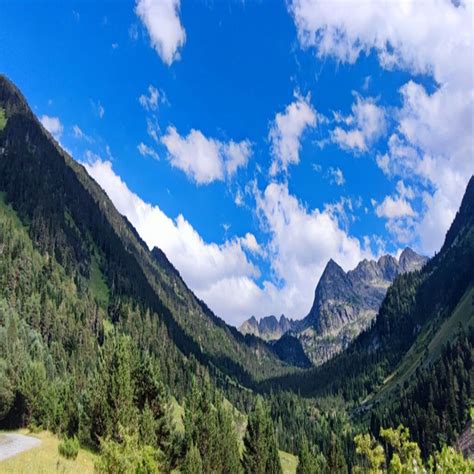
[0,433,41,461]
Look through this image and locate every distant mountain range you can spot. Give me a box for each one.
[239,248,427,365]
[239,314,297,341]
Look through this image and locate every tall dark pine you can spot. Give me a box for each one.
[242,397,282,474]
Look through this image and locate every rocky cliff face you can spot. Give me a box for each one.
[298,248,428,365]
[239,314,297,341]
[238,248,427,365]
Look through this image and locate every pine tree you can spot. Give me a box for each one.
[106,335,137,441]
[181,443,203,474]
[242,397,282,474]
[216,398,242,474]
[296,436,315,474]
[327,433,348,474]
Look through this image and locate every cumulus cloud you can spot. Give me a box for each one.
[331,95,386,153]
[137,142,159,160]
[269,93,316,175]
[374,179,418,243]
[255,182,372,319]
[376,196,415,219]
[82,158,373,324]
[40,115,63,138]
[135,0,186,66]
[139,84,160,111]
[161,126,252,184]
[289,0,474,254]
[84,158,262,325]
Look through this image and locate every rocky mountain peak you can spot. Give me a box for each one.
[238,314,297,341]
[398,247,427,273]
[297,248,427,364]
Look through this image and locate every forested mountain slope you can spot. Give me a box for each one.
[261,176,474,455]
[0,75,294,390]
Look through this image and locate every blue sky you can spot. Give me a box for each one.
[1,0,472,325]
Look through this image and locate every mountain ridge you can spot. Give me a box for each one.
[239,314,297,341]
[239,248,427,365]
[0,74,291,388]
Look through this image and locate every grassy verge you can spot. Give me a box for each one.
[0,430,97,474]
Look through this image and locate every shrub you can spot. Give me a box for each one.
[27,422,42,434]
[58,436,80,460]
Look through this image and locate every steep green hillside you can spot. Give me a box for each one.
[0,75,290,390]
[368,283,474,404]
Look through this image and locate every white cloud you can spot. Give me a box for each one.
[146,117,160,142]
[241,232,262,255]
[137,142,159,160]
[84,158,262,325]
[289,0,474,254]
[72,125,84,139]
[72,125,93,143]
[375,196,415,219]
[328,166,345,186]
[161,126,251,184]
[269,93,316,175]
[374,180,418,243]
[40,115,63,138]
[254,182,372,319]
[331,95,386,153]
[139,84,160,111]
[396,180,414,200]
[82,158,374,324]
[135,0,186,66]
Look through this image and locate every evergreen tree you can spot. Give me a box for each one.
[216,398,242,474]
[296,436,315,474]
[242,397,282,474]
[182,443,203,474]
[327,433,348,474]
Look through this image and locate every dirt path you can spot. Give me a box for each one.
[0,433,41,461]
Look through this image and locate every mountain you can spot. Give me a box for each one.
[242,249,427,366]
[0,75,291,393]
[239,314,297,341]
[0,75,471,469]
[263,175,474,457]
[296,248,427,365]
[270,333,311,368]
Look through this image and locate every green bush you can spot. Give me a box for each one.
[95,428,158,474]
[27,422,43,434]
[58,436,80,460]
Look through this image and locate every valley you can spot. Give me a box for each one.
[0,58,472,473]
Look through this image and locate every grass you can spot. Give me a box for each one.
[279,449,298,474]
[0,430,97,474]
[88,253,110,309]
[0,192,26,229]
[170,396,185,433]
[0,107,7,131]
